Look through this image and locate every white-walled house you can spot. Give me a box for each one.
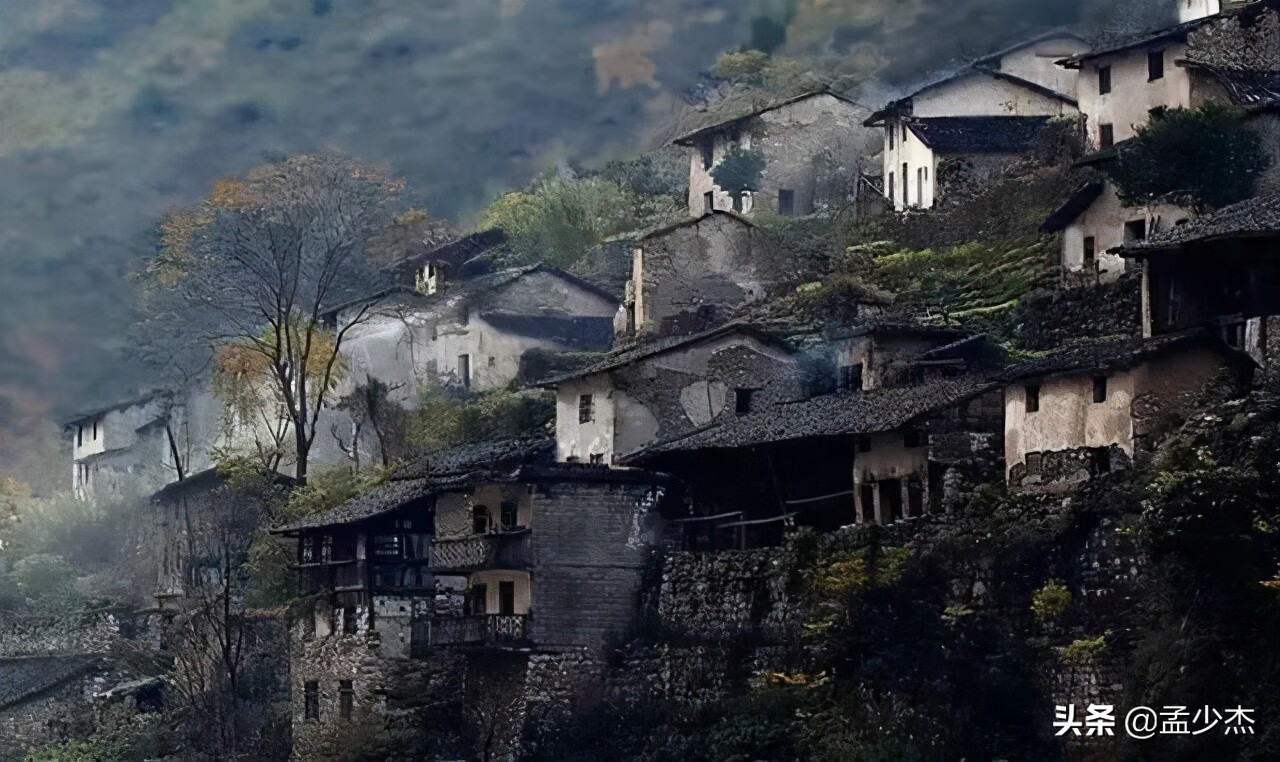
[1046,0,1280,282]
[865,31,1087,210]
[66,394,172,503]
[672,90,876,218]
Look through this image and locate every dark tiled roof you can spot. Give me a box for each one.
[534,322,795,387]
[394,228,507,283]
[618,210,756,243]
[670,89,864,146]
[1041,181,1106,232]
[1179,60,1280,106]
[274,478,442,533]
[1060,1,1280,67]
[63,391,166,428]
[1120,194,1280,254]
[480,314,615,351]
[150,467,294,503]
[623,377,998,459]
[824,319,971,342]
[907,116,1054,154]
[393,436,555,481]
[0,656,96,710]
[1001,330,1255,383]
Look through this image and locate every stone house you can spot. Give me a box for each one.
[539,323,823,465]
[866,31,1087,210]
[274,437,672,753]
[1120,194,1280,364]
[672,90,875,217]
[1002,330,1256,493]
[1045,0,1280,282]
[619,211,806,336]
[64,394,176,504]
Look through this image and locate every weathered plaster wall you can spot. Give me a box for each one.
[912,70,1076,119]
[995,36,1090,98]
[1076,42,1193,147]
[881,119,938,210]
[1061,182,1190,282]
[555,375,622,463]
[686,94,873,217]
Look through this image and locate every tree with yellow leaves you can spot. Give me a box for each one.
[139,153,406,484]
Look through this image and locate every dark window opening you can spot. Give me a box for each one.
[1098,65,1112,94]
[92,419,98,440]
[735,388,755,416]
[1083,236,1096,266]
[906,482,924,517]
[856,435,872,453]
[917,167,924,203]
[1223,321,1245,348]
[469,584,488,615]
[888,173,895,202]
[1025,384,1041,413]
[458,354,471,389]
[339,680,353,720]
[578,394,594,424]
[471,505,490,535]
[77,426,83,447]
[302,603,316,640]
[888,125,895,150]
[372,534,403,559]
[500,501,518,529]
[498,581,516,616]
[1026,452,1043,476]
[1124,219,1147,243]
[700,140,714,169]
[342,605,357,635]
[1093,375,1108,403]
[1099,124,1115,149]
[838,364,864,391]
[1148,49,1164,81]
[703,190,715,213]
[903,428,927,449]
[732,192,744,212]
[589,453,605,465]
[902,162,909,204]
[304,681,319,721]
[778,189,795,215]
[1090,447,1112,474]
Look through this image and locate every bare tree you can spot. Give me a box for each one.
[141,153,406,484]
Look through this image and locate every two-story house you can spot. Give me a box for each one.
[64,393,174,504]
[672,89,875,218]
[1044,0,1279,282]
[865,30,1087,211]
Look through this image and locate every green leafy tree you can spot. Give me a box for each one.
[710,146,767,202]
[1106,104,1272,213]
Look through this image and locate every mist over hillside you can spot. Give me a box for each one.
[0,0,1170,479]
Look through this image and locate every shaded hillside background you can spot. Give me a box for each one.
[0,0,1170,486]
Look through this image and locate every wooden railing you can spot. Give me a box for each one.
[428,530,531,571]
[410,614,530,655]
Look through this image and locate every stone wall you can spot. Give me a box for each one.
[1015,275,1143,349]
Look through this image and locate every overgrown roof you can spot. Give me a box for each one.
[622,376,998,460]
[907,116,1055,154]
[1178,60,1280,107]
[670,89,863,146]
[1041,181,1106,232]
[1001,329,1255,383]
[534,322,795,387]
[1120,194,1280,254]
[393,228,507,283]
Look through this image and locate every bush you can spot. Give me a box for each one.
[1105,104,1272,213]
[409,387,553,453]
[1031,580,1072,623]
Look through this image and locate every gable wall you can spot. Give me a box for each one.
[995,37,1090,98]
[1075,41,1193,147]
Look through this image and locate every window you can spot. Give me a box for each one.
[1124,219,1147,243]
[917,167,924,205]
[901,124,907,143]
[342,605,358,635]
[589,453,605,465]
[458,354,471,389]
[888,124,895,150]
[1026,452,1043,476]
[578,394,594,424]
[1148,49,1164,81]
[1098,65,1112,94]
[498,581,516,616]
[778,189,795,215]
[903,428,926,449]
[700,140,714,169]
[1025,384,1041,413]
[92,419,98,440]
[1093,375,1108,403]
[856,435,872,453]
[500,501,518,529]
[339,681,354,720]
[838,364,864,391]
[906,483,924,517]
[902,162,909,204]
[471,505,490,535]
[887,173,895,203]
[734,388,755,416]
[703,190,714,213]
[304,681,319,721]
[858,484,875,523]
[1090,447,1111,474]
[1083,236,1096,267]
[469,584,488,615]
[77,425,83,447]
[1099,124,1115,149]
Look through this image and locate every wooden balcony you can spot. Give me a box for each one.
[428,529,532,571]
[410,614,530,654]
